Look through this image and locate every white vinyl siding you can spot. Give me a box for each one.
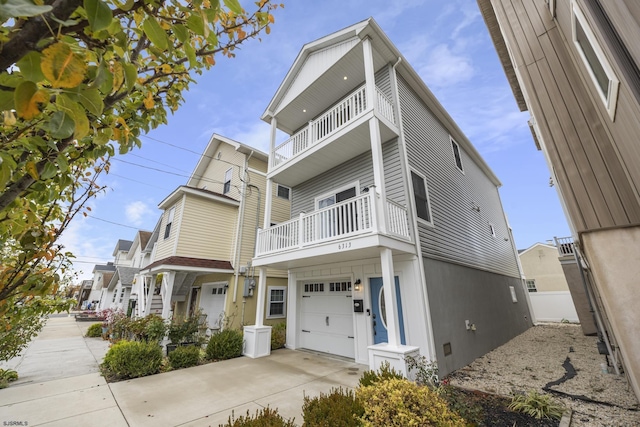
[398,76,519,278]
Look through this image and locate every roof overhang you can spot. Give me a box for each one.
[158,186,241,210]
[187,134,268,187]
[477,0,527,112]
[140,256,234,275]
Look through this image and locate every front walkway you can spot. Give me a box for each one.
[0,315,364,426]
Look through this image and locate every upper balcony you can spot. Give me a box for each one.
[269,84,399,187]
[554,236,576,257]
[253,191,414,269]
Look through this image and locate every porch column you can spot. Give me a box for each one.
[161,271,175,320]
[269,116,277,169]
[254,267,268,326]
[380,247,401,347]
[144,275,154,316]
[244,266,272,358]
[363,37,388,233]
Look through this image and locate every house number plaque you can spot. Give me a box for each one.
[338,242,352,250]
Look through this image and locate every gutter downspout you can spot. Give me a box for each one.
[233,152,252,304]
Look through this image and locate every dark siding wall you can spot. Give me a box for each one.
[398,76,520,278]
[487,0,640,232]
[291,140,404,216]
[425,257,531,376]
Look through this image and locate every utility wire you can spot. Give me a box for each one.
[107,172,170,190]
[85,214,140,230]
[141,134,242,168]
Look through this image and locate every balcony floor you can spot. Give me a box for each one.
[253,233,415,270]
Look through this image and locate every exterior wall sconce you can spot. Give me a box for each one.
[354,279,361,291]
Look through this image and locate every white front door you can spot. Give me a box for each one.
[299,280,355,358]
[198,283,227,329]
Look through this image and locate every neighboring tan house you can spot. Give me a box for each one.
[518,242,579,322]
[244,18,533,377]
[137,134,290,331]
[478,0,640,397]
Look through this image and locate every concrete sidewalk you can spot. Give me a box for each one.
[0,315,364,426]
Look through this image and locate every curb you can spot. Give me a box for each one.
[559,409,572,427]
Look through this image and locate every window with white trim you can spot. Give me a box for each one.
[315,182,359,209]
[164,207,175,239]
[267,286,286,318]
[411,170,432,224]
[277,184,291,200]
[572,0,619,120]
[223,168,232,194]
[526,279,537,293]
[451,137,464,172]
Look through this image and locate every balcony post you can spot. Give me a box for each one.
[363,37,375,111]
[298,212,305,247]
[308,120,314,146]
[269,117,277,169]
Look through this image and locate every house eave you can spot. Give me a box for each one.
[158,186,241,210]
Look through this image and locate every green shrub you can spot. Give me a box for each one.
[128,314,167,343]
[508,390,565,420]
[206,329,243,360]
[356,378,465,426]
[220,407,295,427]
[271,322,286,350]
[85,322,103,338]
[302,387,363,427]
[168,312,200,344]
[405,354,439,388]
[168,344,201,369]
[358,361,404,387]
[0,369,18,389]
[101,340,163,380]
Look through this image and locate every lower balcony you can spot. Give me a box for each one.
[254,192,415,269]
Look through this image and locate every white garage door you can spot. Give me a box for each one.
[299,281,355,359]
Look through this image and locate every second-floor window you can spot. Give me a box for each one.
[277,184,291,200]
[223,168,232,194]
[451,137,464,172]
[526,279,537,292]
[164,207,175,239]
[411,171,432,224]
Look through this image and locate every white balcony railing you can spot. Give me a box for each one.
[554,236,575,257]
[256,192,410,257]
[271,84,396,169]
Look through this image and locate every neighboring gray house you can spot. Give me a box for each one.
[245,18,532,377]
[106,266,140,314]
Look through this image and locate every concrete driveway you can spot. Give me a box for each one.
[0,315,364,426]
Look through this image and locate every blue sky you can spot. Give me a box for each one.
[61,0,571,281]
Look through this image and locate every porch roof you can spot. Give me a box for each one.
[140,256,234,274]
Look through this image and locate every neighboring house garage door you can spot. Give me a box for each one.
[299,281,354,359]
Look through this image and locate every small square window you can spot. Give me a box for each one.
[526,279,537,293]
[277,184,291,200]
[267,286,286,319]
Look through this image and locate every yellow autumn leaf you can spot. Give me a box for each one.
[15,82,48,120]
[158,64,172,74]
[26,161,39,180]
[268,13,274,24]
[41,43,87,89]
[143,92,154,109]
[205,56,215,66]
[111,61,124,93]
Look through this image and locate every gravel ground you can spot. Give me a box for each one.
[447,323,639,426]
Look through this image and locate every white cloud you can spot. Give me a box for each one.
[125,201,153,226]
[421,44,474,87]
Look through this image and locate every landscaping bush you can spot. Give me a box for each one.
[128,314,167,343]
[271,322,286,350]
[220,407,295,427]
[168,344,201,369]
[168,312,201,344]
[509,390,565,420]
[302,387,363,427]
[358,361,404,387]
[205,329,243,360]
[101,340,163,380]
[0,369,18,389]
[85,322,103,338]
[356,378,465,426]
